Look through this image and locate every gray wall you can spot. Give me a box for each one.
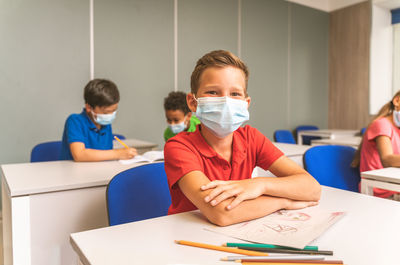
[0,0,329,165]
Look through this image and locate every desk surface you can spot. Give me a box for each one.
[299,129,359,135]
[70,186,400,265]
[112,138,158,149]
[311,136,361,147]
[361,167,400,184]
[273,142,311,156]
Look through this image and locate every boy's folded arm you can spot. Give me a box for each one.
[177,171,316,227]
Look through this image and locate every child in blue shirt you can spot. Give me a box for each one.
[60,79,137,161]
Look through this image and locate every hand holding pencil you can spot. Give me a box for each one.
[114,136,137,159]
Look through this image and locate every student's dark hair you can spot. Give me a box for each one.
[164,91,190,114]
[84,79,120,108]
[190,50,249,96]
[351,90,400,167]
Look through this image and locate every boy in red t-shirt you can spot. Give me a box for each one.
[164,50,321,226]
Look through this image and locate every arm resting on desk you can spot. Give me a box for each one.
[178,170,318,227]
[70,142,137,162]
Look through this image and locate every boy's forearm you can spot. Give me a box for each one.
[202,195,288,227]
[257,174,321,202]
[72,148,119,162]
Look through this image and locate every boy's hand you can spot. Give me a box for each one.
[117,148,137,159]
[201,178,266,210]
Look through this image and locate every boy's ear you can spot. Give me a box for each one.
[187,93,197,112]
[84,103,92,113]
[246,96,251,109]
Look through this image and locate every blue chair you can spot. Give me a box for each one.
[295,125,321,145]
[303,145,360,192]
[274,130,296,144]
[106,162,171,226]
[360,127,366,135]
[113,133,126,140]
[30,141,62,162]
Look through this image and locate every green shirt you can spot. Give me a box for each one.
[164,115,201,141]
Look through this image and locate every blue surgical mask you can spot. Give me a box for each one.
[92,111,117,126]
[393,110,400,127]
[195,96,249,138]
[168,119,186,134]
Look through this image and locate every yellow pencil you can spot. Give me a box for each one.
[114,135,130,150]
[175,240,269,256]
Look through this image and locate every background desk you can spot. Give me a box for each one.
[361,167,400,195]
[253,143,311,177]
[310,136,361,148]
[1,139,157,265]
[297,129,359,145]
[70,186,400,265]
[112,138,158,154]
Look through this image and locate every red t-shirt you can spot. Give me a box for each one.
[164,125,284,215]
[360,117,400,198]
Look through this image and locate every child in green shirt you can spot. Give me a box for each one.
[164,91,201,141]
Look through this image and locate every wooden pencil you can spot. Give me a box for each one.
[175,240,269,256]
[240,263,343,265]
[238,259,343,264]
[237,246,333,255]
[221,255,326,262]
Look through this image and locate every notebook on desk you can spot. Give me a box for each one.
[119,150,164,164]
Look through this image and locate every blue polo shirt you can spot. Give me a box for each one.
[60,109,113,160]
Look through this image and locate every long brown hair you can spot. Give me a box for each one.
[351,90,400,167]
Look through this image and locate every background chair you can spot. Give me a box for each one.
[303,145,360,192]
[107,162,171,226]
[295,125,321,145]
[360,127,366,135]
[30,141,62,162]
[274,130,296,144]
[113,133,126,140]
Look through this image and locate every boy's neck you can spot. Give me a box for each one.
[200,125,233,163]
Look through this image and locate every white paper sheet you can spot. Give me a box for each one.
[205,208,345,249]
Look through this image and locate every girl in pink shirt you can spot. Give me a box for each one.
[353,91,400,198]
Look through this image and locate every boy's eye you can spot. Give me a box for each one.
[231,92,244,97]
[205,91,217,95]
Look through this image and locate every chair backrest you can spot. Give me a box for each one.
[274,130,296,144]
[113,133,126,140]
[295,125,320,145]
[106,162,171,226]
[30,141,63,162]
[303,145,360,192]
[360,127,366,135]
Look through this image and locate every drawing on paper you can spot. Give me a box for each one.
[205,208,345,249]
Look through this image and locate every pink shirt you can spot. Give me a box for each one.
[360,117,400,197]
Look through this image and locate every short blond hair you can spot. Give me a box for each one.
[190,50,249,95]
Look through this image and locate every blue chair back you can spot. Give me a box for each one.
[295,125,320,145]
[360,127,366,135]
[113,133,126,140]
[30,141,62,162]
[106,162,171,226]
[303,145,360,192]
[274,130,296,144]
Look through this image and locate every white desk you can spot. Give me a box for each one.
[252,143,311,177]
[1,139,158,265]
[70,186,400,265]
[311,136,361,148]
[297,129,359,145]
[360,167,400,195]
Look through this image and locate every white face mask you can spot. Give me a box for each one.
[92,111,117,125]
[194,96,249,138]
[168,118,186,134]
[393,110,400,127]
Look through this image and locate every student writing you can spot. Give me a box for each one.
[163,91,201,142]
[352,90,400,198]
[164,50,321,226]
[60,79,137,161]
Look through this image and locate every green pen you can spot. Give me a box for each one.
[224,242,318,251]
